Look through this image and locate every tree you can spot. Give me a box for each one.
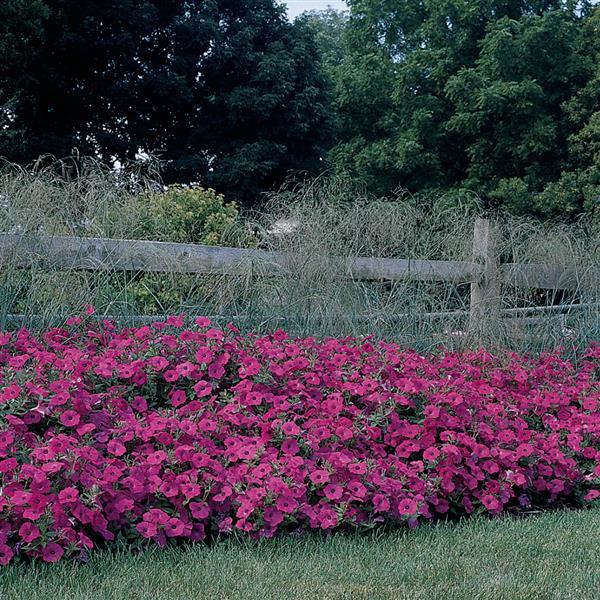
[157,4,333,204]
[537,7,600,217]
[445,9,591,214]
[300,9,349,75]
[300,9,349,148]
[0,0,332,206]
[331,0,598,217]
[0,0,49,157]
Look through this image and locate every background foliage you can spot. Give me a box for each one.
[330,0,599,218]
[0,0,332,206]
[0,0,599,216]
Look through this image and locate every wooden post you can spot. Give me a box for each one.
[469,218,501,336]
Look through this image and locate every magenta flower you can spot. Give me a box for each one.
[481,494,501,511]
[324,484,343,501]
[281,421,301,436]
[309,470,330,485]
[373,494,390,513]
[58,487,79,504]
[276,496,299,514]
[347,481,367,500]
[193,381,212,398]
[164,518,185,537]
[189,502,210,520]
[18,522,41,543]
[0,544,14,565]
[0,317,595,565]
[107,439,126,456]
[137,521,158,538]
[398,499,418,516]
[423,447,441,462]
[281,439,299,455]
[194,347,214,363]
[60,410,80,427]
[263,507,284,526]
[163,369,179,382]
[170,390,187,407]
[218,517,233,533]
[347,462,367,475]
[41,542,64,563]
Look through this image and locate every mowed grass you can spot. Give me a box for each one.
[1,510,599,600]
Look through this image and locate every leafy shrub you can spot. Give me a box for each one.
[0,316,598,564]
[138,184,240,245]
[125,185,254,315]
[534,169,600,218]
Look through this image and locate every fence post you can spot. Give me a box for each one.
[469,218,501,336]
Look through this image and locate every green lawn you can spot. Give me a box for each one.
[1,510,599,600]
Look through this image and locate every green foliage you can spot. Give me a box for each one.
[0,1,332,207]
[0,0,48,150]
[129,184,253,315]
[446,10,590,212]
[300,9,349,78]
[488,178,533,215]
[138,185,240,246]
[0,165,256,319]
[548,7,600,217]
[2,0,599,219]
[331,1,599,218]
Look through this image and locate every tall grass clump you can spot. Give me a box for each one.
[0,158,247,327]
[212,176,599,352]
[0,162,597,353]
[0,156,158,238]
[212,178,476,347]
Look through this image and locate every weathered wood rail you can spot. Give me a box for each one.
[0,233,480,281]
[0,218,597,334]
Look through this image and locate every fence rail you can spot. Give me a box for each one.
[0,218,598,334]
[0,232,482,281]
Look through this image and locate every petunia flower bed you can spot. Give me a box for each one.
[0,316,598,565]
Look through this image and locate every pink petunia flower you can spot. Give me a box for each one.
[41,543,64,563]
[309,469,330,485]
[107,439,126,456]
[18,522,41,543]
[60,410,80,427]
[324,484,343,501]
[58,487,79,504]
[0,544,14,565]
[398,498,418,516]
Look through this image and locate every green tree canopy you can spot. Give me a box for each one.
[300,8,349,75]
[0,0,49,153]
[0,0,332,206]
[332,0,599,217]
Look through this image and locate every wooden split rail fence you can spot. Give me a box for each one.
[0,218,597,333]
